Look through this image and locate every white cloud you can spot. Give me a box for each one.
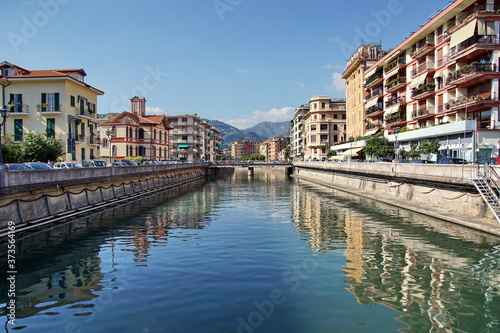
[234,68,249,73]
[294,81,305,88]
[146,106,166,115]
[328,72,345,93]
[226,107,295,129]
[323,64,344,70]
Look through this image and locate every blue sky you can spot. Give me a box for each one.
[3,0,452,129]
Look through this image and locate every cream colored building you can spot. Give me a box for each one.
[342,45,387,139]
[98,97,173,162]
[303,95,347,160]
[290,104,309,160]
[231,140,261,159]
[358,0,500,161]
[0,61,104,162]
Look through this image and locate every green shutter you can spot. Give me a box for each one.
[41,93,47,111]
[70,95,75,107]
[14,119,23,141]
[54,93,60,111]
[47,118,55,138]
[8,94,13,111]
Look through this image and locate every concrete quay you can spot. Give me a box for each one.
[293,161,500,237]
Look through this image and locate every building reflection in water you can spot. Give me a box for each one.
[0,179,223,321]
[291,179,500,332]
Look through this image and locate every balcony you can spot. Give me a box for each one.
[366,105,384,118]
[37,104,61,114]
[8,104,29,114]
[365,72,384,88]
[385,96,406,108]
[446,63,499,87]
[447,35,499,62]
[384,57,406,75]
[368,87,384,99]
[411,108,435,120]
[446,92,500,112]
[411,83,436,99]
[385,77,407,93]
[411,62,435,77]
[410,41,435,59]
[385,111,406,125]
[75,106,95,119]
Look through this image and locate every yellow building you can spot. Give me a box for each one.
[342,45,387,139]
[303,95,346,160]
[0,61,104,162]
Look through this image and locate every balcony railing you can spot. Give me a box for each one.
[369,87,384,99]
[384,57,406,73]
[385,96,405,108]
[446,63,497,85]
[37,104,61,112]
[410,41,435,58]
[411,83,436,98]
[366,72,383,85]
[444,35,498,62]
[366,105,383,115]
[411,62,435,77]
[385,111,405,124]
[411,108,434,119]
[8,104,29,113]
[385,77,406,88]
[446,92,498,110]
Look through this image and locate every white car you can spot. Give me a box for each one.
[53,162,82,169]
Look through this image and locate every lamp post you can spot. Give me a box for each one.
[106,126,115,163]
[0,106,11,166]
[393,127,400,161]
[348,136,354,161]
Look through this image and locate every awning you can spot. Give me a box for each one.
[385,105,401,115]
[477,18,494,35]
[364,128,380,136]
[178,143,189,148]
[364,66,378,79]
[410,72,428,88]
[340,147,363,157]
[365,98,379,109]
[449,19,477,48]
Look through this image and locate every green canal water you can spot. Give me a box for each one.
[1,168,500,333]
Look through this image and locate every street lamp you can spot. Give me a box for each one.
[393,127,400,161]
[106,126,115,163]
[349,136,354,160]
[0,106,11,165]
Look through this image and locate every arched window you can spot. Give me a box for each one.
[139,146,146,156]
[139,129,145,139]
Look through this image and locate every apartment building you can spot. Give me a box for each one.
[342,45,387,139]
[231,140,261,159]
[0,61,104,162]
[167,114,223,162]
[268,136,290,161]
[360,0,500,161]
[303,96,347,160]
[290,104,309,160]
[99,97,172,161]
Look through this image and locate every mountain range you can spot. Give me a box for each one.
[204,120,290,145]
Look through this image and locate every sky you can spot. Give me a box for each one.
[2,0,453,129]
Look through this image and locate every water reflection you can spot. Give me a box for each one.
[0,168,499,332]
[292,179,500,332]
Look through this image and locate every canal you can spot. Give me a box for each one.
[1,167,500,333]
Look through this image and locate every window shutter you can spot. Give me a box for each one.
[54,93,60,111]
[41,93,47,111]
[9,94,14,111]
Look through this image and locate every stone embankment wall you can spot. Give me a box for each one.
[0,165,227,235]
[293,167,491,220]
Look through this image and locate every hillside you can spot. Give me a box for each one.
[204,120,290,144]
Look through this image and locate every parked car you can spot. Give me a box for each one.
[437,157,467,164]
[478,157,500,165]
[121,159,137,166]
[5,163,30,171]
[410,159,435,164]
[90,160,108,167]
[111,162,126,166]
[24,162,52,169]
[375,158,392,162]
[53,162,82,169]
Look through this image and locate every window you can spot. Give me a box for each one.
[370,47,377,59]
[321,114,326,119]
[9,94,23,112]
[41,93,60,112]
[46,118,55,138]
[70,96,75,107]
[79,99,85,114]
[320,135,328,142]
[310,125,316,131]
[310,135,316,143]
[334,114,338,119]
[320,124,328,131]
[139,129,145,139]
[334,124,338,131]
[14,119,23,141]
[81,148,85,161]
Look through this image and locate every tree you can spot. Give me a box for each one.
[1,136,23,163]
[327,150,336,158]
[363,136,394,158]
[22,132,64,162]
[406,143,421,159]
[419,139,440,156]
